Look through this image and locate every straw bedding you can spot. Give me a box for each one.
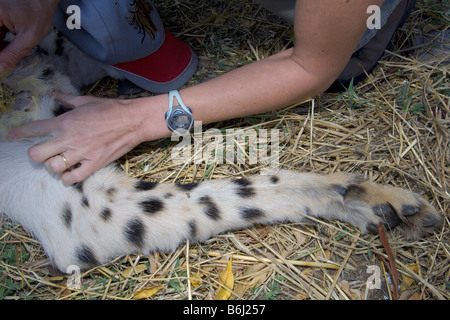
[0,0,448,300]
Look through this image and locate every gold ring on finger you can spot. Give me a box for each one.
[60,153,71,170]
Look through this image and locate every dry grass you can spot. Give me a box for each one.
[1,0,448,300]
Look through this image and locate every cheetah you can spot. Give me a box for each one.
[0,30,443,273]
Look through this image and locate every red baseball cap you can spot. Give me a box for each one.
[52,0,197,93]
[112,29,197,93]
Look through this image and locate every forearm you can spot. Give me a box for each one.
[136,48,332,142]
[181,48,325,123]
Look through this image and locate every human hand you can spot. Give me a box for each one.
[0,0,59,72]
[8,93,148,184]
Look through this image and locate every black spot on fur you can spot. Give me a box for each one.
[135,181,158,191]
[239,207,265,220]
[34,45,49,56]
[236,187,256,198]
[373,203,394,216]
[304,207,312,216]
[55,35,65,56]
[100,208,112,222]
[139,198,164,215]
[53,103,73,117]
[72,181,84,193]
[198,196,221,220]
[233,178,251,187]
[188,220,198,240]
[233,178,255,198]
[163,193,173,199]
[401,204,419,216]
[336,184,366,199]
[62,203,72,229]
[373,203,400,229]
[332,184,348,197]
[124,217,146,248]
[81,195,90,208]
[176,182,199,191]
[38,67,54,80]
[270,175,279,184]
[76,245,98,266]
[106,187,117,202]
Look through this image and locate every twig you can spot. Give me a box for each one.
[377,223,399,300]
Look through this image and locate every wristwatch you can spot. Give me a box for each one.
[165,90,194,132]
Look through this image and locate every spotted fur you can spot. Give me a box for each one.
[0,30,444,273]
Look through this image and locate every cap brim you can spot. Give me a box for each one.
[112,30,197,93]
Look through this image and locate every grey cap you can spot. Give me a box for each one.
[53,0,197,93]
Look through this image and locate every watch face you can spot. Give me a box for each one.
[167,107,193,131]
[171,111,189,129]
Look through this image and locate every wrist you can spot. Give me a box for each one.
[133,95,172,144]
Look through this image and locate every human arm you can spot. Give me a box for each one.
[9,0,383,184]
